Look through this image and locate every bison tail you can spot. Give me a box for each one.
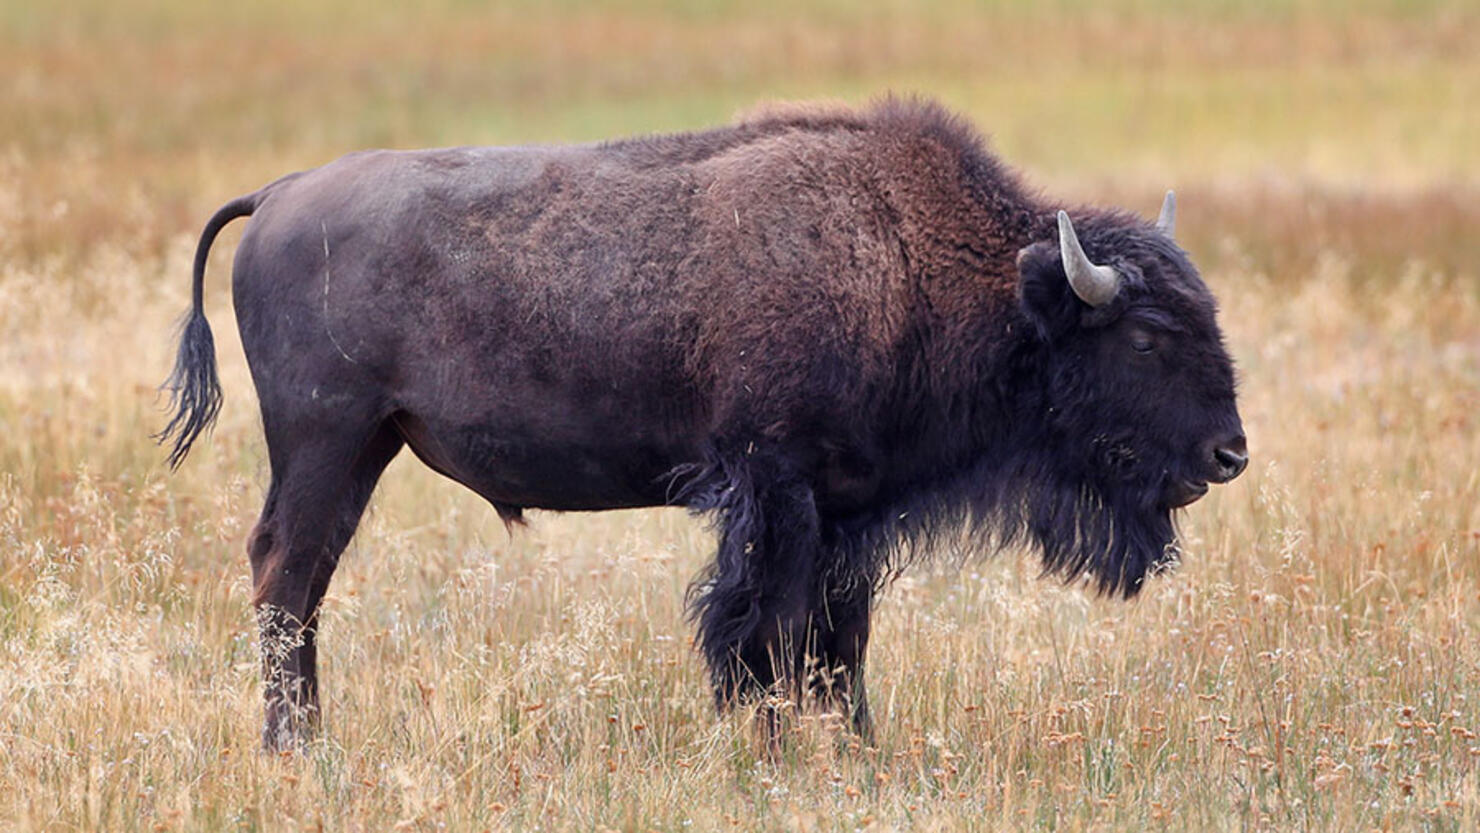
[155,193,259,469]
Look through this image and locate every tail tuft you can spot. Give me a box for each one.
[155,308,222,469]
[156,190,259,469]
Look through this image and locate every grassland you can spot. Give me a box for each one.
[1,1,1478,830]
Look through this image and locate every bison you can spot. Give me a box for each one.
[160,97,1247,750]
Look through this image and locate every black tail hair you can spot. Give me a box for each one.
[156,193,259,469]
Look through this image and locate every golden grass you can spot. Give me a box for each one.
[3,1,1479,830]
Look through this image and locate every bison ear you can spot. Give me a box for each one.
[1016,241,1080,339]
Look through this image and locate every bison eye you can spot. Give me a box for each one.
[1130,332,1155,354]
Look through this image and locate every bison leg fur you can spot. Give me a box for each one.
[811,573,876,741]
[688,452,822,710]
[686,449,888,746]
[247,420,402,751]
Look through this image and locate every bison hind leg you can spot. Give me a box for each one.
[249,415,403,751]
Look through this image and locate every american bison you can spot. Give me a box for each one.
[160,97,1246,749]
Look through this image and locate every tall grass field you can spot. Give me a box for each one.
[2,1,1477,829]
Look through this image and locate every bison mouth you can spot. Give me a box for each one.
[1162,479,1209,509]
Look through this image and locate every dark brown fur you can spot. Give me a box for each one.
[160,97,1244,748]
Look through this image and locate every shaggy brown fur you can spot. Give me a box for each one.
[160,96,1244,748]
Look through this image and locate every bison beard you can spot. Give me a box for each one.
[160,96,1244,747]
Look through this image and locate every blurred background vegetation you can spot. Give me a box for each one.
[3,0,1475,270]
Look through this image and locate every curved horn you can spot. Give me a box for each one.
[1057,210,1120,307]
[1156,190,1176,238]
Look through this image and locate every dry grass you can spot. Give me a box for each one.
[2,1,1478,830]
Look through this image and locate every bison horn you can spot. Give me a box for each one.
[1058,210,1120,307]
[1156,190,1176,238]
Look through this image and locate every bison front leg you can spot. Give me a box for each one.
[688,457,823,725]
[811,574,876,741]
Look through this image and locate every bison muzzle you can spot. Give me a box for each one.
[159,97,1246,750]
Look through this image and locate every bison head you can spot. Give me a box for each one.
[1010,192,1246,595]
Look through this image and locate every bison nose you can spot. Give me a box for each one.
[1210,434,1248,482]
